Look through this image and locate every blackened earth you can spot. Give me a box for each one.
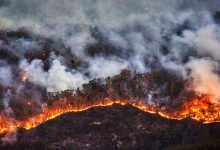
[1,104,220,150]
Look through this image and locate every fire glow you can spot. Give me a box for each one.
[21,74,28,82]
[0,96,220,135]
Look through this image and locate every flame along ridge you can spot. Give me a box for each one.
[1,96,220,135]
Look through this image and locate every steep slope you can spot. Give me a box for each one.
[1,104,220,150]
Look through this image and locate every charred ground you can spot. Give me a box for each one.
[1,104,220,150]
[0,9,220,149]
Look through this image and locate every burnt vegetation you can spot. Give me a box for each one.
[1,104,220,150]
[0,29,191,120]
[47,69,189,112]
[0,23,220,150]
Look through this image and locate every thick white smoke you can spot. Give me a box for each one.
[0,66,12,86]
[19,58,89,92]
[187,59,220,104]
[1,0,220,145]
[172,24,220,103]
[87,57,128,78]
[175,25,220,61]
[0,0,220,101]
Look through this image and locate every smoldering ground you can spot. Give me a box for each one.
[0,0,220,143]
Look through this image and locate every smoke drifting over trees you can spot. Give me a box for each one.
[0,1,220,142]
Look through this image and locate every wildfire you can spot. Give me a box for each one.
[21,74,28,82]
[0,96,220,135]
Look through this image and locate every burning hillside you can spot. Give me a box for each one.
[1,96,220,134]
[1,104,220,150]
[0,70,220,136]
[0,0,220,149]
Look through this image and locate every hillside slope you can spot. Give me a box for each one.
[1,104,220,150]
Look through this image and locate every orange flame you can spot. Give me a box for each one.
[21,74,28,82]
[0,96,220,135]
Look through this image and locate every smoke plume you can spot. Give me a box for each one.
[0,0,220,143]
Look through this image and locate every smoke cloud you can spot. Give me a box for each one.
[0,1,220,142]
[19,58,88,92]
[0,0,220,143]
[0,66,12,86]
[0,0,219,99]
[187,59,220,104]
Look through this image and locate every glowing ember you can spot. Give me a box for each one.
[21,74,28,82]
[0,96,220,135]
[27,101,32,106]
